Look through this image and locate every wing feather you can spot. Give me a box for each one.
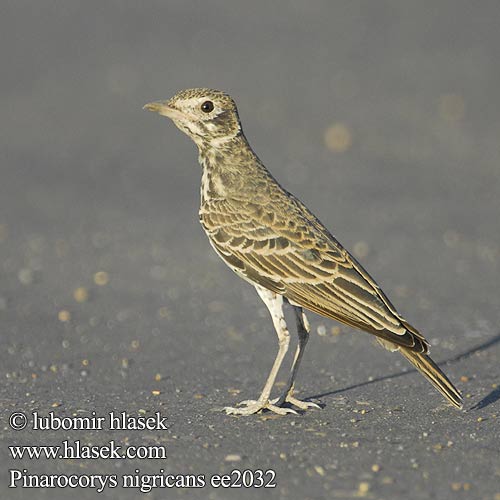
[201,197,429,353]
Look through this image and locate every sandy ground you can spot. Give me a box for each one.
[1,2,499,499]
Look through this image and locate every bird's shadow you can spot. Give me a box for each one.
[469,386,500,410]
[309,332,500,410]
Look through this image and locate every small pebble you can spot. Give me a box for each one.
[94,271,109,286]
[324,123,352,153]
[314,465,325,476]
[73,287,89,302]
[18,268,34,285]
[353,241,370,259]
[158,306,169,318]
[58,310,71,322]
[358,482,370,496]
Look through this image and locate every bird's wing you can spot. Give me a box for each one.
[201,197,429,353]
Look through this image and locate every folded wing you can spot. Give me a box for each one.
[201,196,429,354]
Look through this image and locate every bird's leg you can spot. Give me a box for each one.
[225,286,296,416]
[273,306,320,410]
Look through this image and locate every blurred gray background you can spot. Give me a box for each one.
[1,1,499,499]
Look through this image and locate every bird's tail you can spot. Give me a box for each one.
[399,348,463,409]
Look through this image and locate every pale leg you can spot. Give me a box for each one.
[225,285,296,416]
[273,306,320,410]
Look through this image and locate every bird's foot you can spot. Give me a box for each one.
[224,399,298,416]
[272,394,321,411]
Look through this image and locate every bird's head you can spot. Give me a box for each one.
[144,88,242,148]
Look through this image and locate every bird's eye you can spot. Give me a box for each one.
[201,100,214,113]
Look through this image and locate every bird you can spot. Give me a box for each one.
[143,88,463,415]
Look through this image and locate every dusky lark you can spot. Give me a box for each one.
[144,88,462,415]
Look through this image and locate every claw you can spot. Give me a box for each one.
[224,399,298,416]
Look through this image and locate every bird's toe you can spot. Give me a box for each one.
[224,399,297,416]
[271,395,321,411]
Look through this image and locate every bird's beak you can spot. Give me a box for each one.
[143,101,185,121]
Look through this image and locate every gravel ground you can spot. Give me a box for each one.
[1,2,499,499]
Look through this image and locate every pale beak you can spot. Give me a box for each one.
[143,101,185,121]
